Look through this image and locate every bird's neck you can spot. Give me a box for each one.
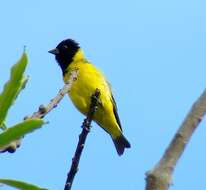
[73,49,85,62]
[62,49,86,76]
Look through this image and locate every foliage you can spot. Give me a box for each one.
[0,52,28,130]
[0,119,44,150]
[0,52,48,189]
[0,179,49,190]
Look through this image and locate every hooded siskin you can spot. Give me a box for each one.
[49,39,131,155]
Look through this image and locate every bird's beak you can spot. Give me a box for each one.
[48,48,59,55]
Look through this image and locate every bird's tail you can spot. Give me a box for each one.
[113,134,131,156]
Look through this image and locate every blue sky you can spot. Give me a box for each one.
[1,0,206,189]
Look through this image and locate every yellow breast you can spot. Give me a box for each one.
[64,61,110,114]
[63,61,121,138]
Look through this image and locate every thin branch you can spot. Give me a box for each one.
[30,69,79,119]
[64,89,101,190]
[146,89,206,190]
[1,69,79,153]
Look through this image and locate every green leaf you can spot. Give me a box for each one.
[0,178,48,190]
[0,119,44,149]
[0,52,28,130]
[15,75,29,102]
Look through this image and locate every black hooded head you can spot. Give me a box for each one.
[49,39,80,73]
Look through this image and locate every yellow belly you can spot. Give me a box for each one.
[63,62,121,138]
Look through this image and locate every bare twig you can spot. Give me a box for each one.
[1,69,78,153]
[64,89,100,190]
[30,69,79,119]
[146,89,206,190]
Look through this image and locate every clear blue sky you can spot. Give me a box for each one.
[1,0,206,189]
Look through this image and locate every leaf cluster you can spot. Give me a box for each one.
[0,52,48,190]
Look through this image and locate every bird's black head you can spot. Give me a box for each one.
[49,39,80,73]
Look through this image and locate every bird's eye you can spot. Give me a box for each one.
[63,45,68,49]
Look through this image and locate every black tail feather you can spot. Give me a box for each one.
[113,134,131,156]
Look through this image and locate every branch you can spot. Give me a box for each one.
[30,69,79,119]
[64,89,100,190]
[146,89,206,190]
[1,69,79,153]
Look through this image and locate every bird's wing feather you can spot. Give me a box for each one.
[111,94,122,131]
[107,81,123,131]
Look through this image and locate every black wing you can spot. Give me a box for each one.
[111,94,122,131]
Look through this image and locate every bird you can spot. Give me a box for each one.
[49,39,130,155]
